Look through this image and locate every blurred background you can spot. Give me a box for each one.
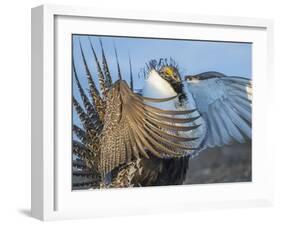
[185,142,251,184]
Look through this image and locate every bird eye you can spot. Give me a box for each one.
[164,67,174,76]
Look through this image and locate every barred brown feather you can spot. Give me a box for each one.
[98,81,198,174]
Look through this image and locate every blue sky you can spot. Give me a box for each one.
[72,35,252,129]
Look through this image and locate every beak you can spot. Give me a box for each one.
[184,75,190,81]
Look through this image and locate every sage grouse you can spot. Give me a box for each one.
[72,38,252,189]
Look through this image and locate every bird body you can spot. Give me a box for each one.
[73,49,198,188]
[143,68,252,155]
[142,69,206,155]
[143,69,177,101]
[72,38,252,189]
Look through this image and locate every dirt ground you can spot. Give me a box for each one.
[73,142,252,189]
[184,142,252,184]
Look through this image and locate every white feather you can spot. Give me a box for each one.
[214,102,233,145]
[232,96,251,112]
[229,100,251,122]
[185,75,252,148]
[142,70,206,153]
[220,103,245,143]
[142,70,252,154]
[144,69,175,97]
[209,105,223,146]
[223,102,251,138]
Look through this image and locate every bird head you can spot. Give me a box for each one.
[158,65,183,90]
[159,66,181,83]
[143,59,187,103]
[185,75,200,84]
[158,65,186,104]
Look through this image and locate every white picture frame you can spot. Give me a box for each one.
[31,4,274,221]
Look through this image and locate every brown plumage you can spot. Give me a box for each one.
[99,80,198,175]
[72,38,199,189]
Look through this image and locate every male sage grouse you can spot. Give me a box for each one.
[72,38,252,189]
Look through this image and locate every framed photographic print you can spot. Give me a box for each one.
[31,4,274,221]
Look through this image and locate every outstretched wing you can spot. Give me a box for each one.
[185,72,252,149]
[99,81,200,174]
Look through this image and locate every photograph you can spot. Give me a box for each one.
[72,35,252,190]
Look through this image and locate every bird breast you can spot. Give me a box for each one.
[142,69,178,110]
[142,70,206,154]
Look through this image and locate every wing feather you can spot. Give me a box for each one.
[220,103,245,143]
[144,123,199,142]
[99,81,199,174]
[209,106,223,146]
[229,100,251,123]
[186,73,252,149]
[204,113,215,148]
[225,82,252,96]
[223,102,251,138]
[232,95,251,111]
[213,102,232,145]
